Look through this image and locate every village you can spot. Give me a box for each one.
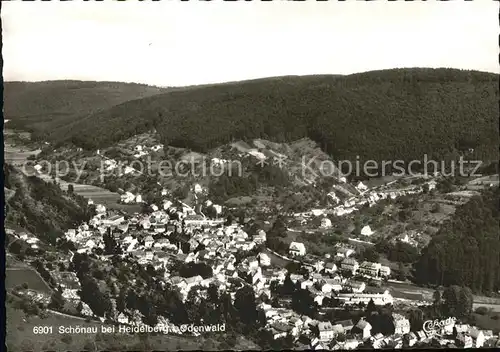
[6,131,500,350]
[7,171,500,350]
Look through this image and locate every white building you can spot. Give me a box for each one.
[393,314,411,335]
[359,262,381,277]
[356,181,368,192]
[213,204,222,215]
[320,218,332,228]
[254,230,267,244]
[337,291,394,306]
[289,242,306,256]
[360,225,374,237]
[341,258,359,274]
[96,204,106,214]
[163,200,173,210]
[379,266,391,277]
[102,215,125,227]
[194,184,203,194]
[258,253,271,267]
[318,322,335,342]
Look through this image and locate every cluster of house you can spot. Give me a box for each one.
[166,251,277,302]
[303,179,437,221]
[7,228,41,250]
[392,230,421,248]
[12,288,51,306]
[69,194,225,255]
[132,144,163,158]
[262,303,499,351]
[288,271,394,307]
[341,259,391,279]
[120,191,143,204]
[287,241,391,281]
[382,318,498,350]
[312,314,411,350]
[64,196,276,301]
[259,300,411,350]
[61,195,397,329]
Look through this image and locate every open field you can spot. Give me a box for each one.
[6,253,32,269]
[6,304,259,351]
[36,173,121,205]
[5,140,121,207]
[473,303,500,313]
[4,145,41,167]
[471,311,500,334]
[6,268,52,293]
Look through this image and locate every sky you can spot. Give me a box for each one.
[3,0,499,87]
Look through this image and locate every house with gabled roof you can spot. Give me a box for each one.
[144,235,154,248]
[324,262,337,274]
[289,242,306,256]
[352,318,372,340]
[403,332,418,347]
[318,321,334,342]
[347,280,366,293]
[335,319,354,333]
[393,313,410,335]
[469,327,485,348]
[341,258,359,274]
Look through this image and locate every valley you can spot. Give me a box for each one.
[4,69,500,351]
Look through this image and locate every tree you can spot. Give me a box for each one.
[432,289,442,315]
[207,283,219,304]
[269,215,287,238]
[458,286,473,317]
[291,289,318,317]
[415,188,500,294]
[474,306,488,315]
[442,285,473,317]
[67,184,74,195]
[49,290,65,310]
[366,299,377,314]
[103,232,122,255]
[360,247,380,262]
[79,275,112,317]
[397,262,409,281]
[117,288,127,313]
[234,286,257,326]
[9,241,22,255]
[177,262,213,279]
[282,273,296,295]
[430,202,442,213]
[407,308,424,332]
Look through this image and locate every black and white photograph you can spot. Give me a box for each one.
[2,0,499,351]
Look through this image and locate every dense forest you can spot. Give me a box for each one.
[414,187,500,294]
[24,68,498,164]
[4,164,93,244]
[4,80,167,135]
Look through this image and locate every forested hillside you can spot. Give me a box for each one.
[4,80,167,136]
[4,164,93,244]
[49,68,499,163]
[414,186,500,294]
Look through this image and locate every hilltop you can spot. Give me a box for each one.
[4,163,94,245]
[39,68,499,164]
[415,186,500,293]
[3,80,168,137]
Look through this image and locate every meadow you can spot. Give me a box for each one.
[6,268,52,293]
